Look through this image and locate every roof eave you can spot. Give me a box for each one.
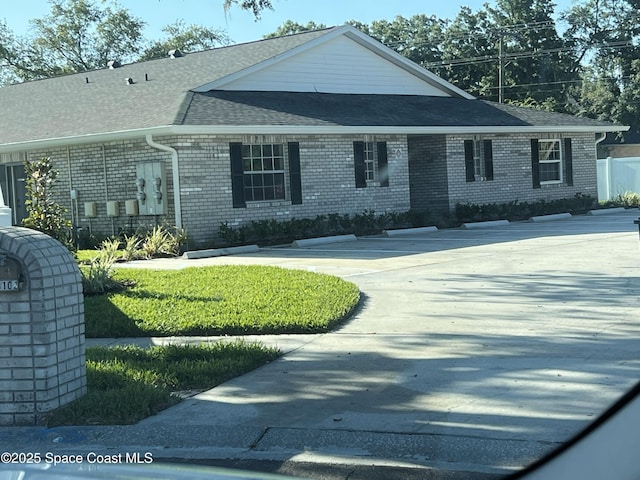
[0,124,629,153]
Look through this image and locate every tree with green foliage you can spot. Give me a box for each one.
[26,0,144,76]
[485,0,578,108]
[437,7,496,99]
[263,20,327,39]
[0,0,228,84]
[223,0,272,18]
[563,0,640,131]
[22,157,72,247]
[360,15,447,67]
[139,20,229,61]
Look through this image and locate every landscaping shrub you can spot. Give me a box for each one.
[602,191,640,208]
[455,194,596,223]
[22,157,72,247]
[80,250,124,295]
[218,210,415,246]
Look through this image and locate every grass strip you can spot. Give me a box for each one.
[84,265,361,337]
[45,341,280,426]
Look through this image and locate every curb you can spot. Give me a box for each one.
[462,220,510,229]
[383,226,438,236]
[588,207,627,216]
[182,245,260,259]
[292,235,357,247]
[528,213,572,222]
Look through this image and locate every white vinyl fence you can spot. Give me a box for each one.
[597,156,640,201]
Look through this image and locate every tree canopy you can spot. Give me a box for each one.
[0,0,228,84]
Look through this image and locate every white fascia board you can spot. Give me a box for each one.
[0,126,174,154]
[167,124,629,135]
[0,123,628,153]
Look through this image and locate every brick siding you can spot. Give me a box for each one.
[3,132,598,246]
[0,227,86,426]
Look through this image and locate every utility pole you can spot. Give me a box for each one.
[498,34,504,103]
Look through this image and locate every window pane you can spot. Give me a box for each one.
[539,140,560,161]
[240,144,285,201]
[275,173,285,199]
[264,187,275,200]
[540,162,560,182]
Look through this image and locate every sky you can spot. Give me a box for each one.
[3,0,574,45]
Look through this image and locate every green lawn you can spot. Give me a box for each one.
[45,341,280,426]
[64,262,360,425]
[84,265,361,337]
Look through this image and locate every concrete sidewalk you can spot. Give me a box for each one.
[4,210,640,479]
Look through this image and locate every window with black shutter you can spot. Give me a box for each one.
[288,142,302,204]
[229,142,246,208]
[564,138,573,186]
[353,140,389,188]
[531,139,541,189]
[464,138,493,182]
[377,142,389,187]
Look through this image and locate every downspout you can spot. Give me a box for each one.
[145,134,182,229]
[595,132,607,153]
[595,132,609,201]
[102,145,115,236]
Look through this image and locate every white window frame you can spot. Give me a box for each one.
[363,141,376,182]
[241,143,286,202]
[538,138,563,185]
[472,137,487,181]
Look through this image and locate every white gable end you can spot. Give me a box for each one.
[218,35,451,96]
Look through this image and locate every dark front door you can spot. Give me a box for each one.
[0,164,28,225]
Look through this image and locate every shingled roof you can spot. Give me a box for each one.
[0,28,332,146]
[181,90,620,130]
[0,26,627,151]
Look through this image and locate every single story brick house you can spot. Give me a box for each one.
[0,25,627,246]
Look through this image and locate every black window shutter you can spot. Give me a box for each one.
[464,140,475,182]
[288,142,302,205]
[564,138,573,186]
[353,141,366,188]
[377,141,389,187]
[229,142,246,208]
[483,140,494,181]
[531,139,541,189]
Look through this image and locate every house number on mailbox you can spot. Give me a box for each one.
[0,254,22,291]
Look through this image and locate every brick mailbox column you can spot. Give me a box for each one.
[0,227,86,426]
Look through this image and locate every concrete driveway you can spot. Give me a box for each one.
[5,210,640,479]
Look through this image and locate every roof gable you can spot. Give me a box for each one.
[194,25,473,98]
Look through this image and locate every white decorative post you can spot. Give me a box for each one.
[0,182,11,227]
